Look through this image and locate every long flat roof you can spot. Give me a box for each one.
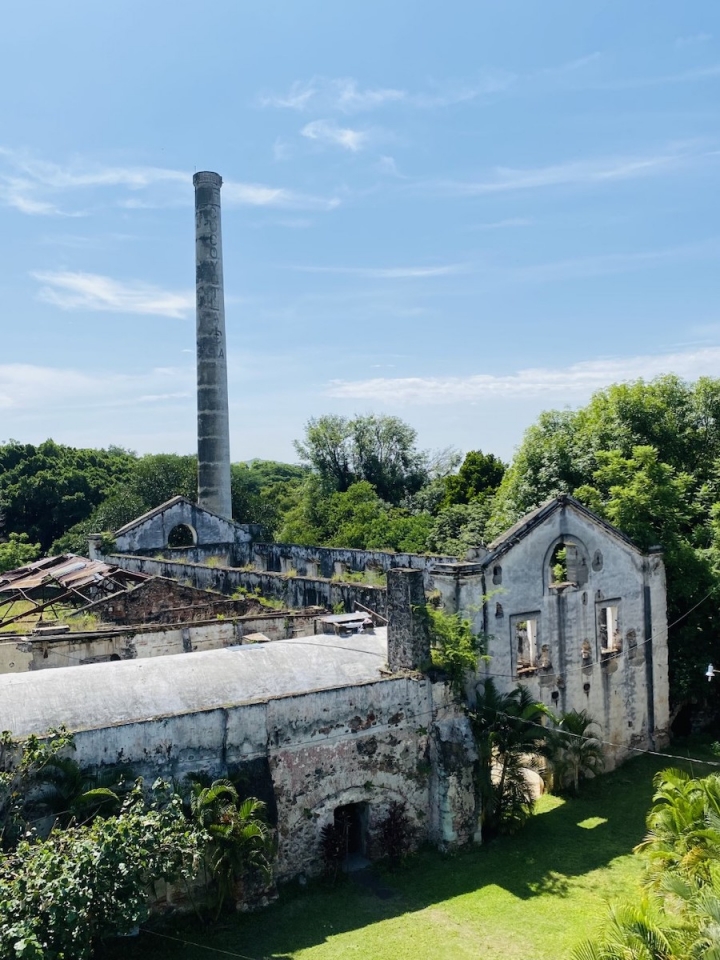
[0,629,388,738]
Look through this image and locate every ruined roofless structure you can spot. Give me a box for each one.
[193,171,232,520]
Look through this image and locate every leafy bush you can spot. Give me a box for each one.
[0,781,203,960]
[546,710,605,795]
[0,533,40,573]
[426,607,484,696]
[574,768,720,960]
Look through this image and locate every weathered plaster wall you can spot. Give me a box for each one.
[59,674,475,879]
[435,503,670,765]
[111,497,260,556]
[105,553,389,617]
[246,541,455,584]
[0,611,321,673]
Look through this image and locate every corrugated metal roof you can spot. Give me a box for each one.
[0,554,147,593]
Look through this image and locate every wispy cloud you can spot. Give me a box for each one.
[261,74,515,114]
[598,63,720,90]
[469,217,533,231]
[301,119,369,152]
[427,144,714,197]
[327,346,720,405]
[0,148,340,215]
[33,270,194,318]
[538,52,601,76]
[290,263,464,279]
[507,240,720,283]
[0,363,193,413]
[675,33,712,47]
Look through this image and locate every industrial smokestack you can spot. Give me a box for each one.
[193,171,232,519]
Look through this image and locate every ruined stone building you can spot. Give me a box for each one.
[0,171,671,881]
[0,570,478,877]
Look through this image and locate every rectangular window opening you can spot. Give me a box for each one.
[599,603,621,653]
[515,617,538,674]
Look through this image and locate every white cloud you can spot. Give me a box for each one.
[470,217,533,230]
[261,74,515,114]
[33,271,194,318]
[301,119,369,152]
[223,179,339,210]
[262,78,405,113]
[429,145,714,196]
[290,263,464,278]
[538,53,601,77]
[0,148,340,215]
[327,346,720,404]
[0,363,193,414]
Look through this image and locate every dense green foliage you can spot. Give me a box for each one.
[0,782,203,960]
[0,729,273,958]
[469,679,551,837]
[190,780,272,918]
[6,376,720,708]
[0,440,136,552]
[426,607,485,696]
[295,414,432,503]
[0,533,40,573]
[575,767,720,960]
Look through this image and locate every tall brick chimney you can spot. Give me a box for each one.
[193,171,232,519]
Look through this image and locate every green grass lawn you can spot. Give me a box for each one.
[101,744,718,960]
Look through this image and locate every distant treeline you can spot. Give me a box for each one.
[4,378,720,706]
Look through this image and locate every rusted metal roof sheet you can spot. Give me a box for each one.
[0,554,147,593]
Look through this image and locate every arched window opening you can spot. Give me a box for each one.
[549,541,583,585]
[167,524,197,548]
[492,565,502,585]
[550,543,569,583]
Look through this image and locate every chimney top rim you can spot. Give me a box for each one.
[193,171,223,188]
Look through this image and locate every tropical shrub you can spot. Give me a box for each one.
[0,781,203,960]
[190,779,273,918]
[426,607,484,697]
[469,679,551,838]
[375,801,414,869]
[574,769,720,960]
[547,710,605,795]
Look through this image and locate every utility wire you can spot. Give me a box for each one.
[139,927,261,960]
[494,709,720,769]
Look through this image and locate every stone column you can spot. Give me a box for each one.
[387,568,431,672]
[193,171,232,519]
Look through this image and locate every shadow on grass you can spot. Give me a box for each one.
[102,744,717,960]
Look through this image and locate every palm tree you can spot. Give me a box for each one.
[548,709,605,795]
[469,678,551,837]
[636,769,720,889]
[190,779,273,917]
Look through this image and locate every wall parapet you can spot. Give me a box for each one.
[104,553,389,617]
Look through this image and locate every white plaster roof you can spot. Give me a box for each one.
[0,630,388,739]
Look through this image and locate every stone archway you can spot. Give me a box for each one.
[167,523,197,548]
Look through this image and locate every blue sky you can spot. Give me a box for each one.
[1,1,720,464]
